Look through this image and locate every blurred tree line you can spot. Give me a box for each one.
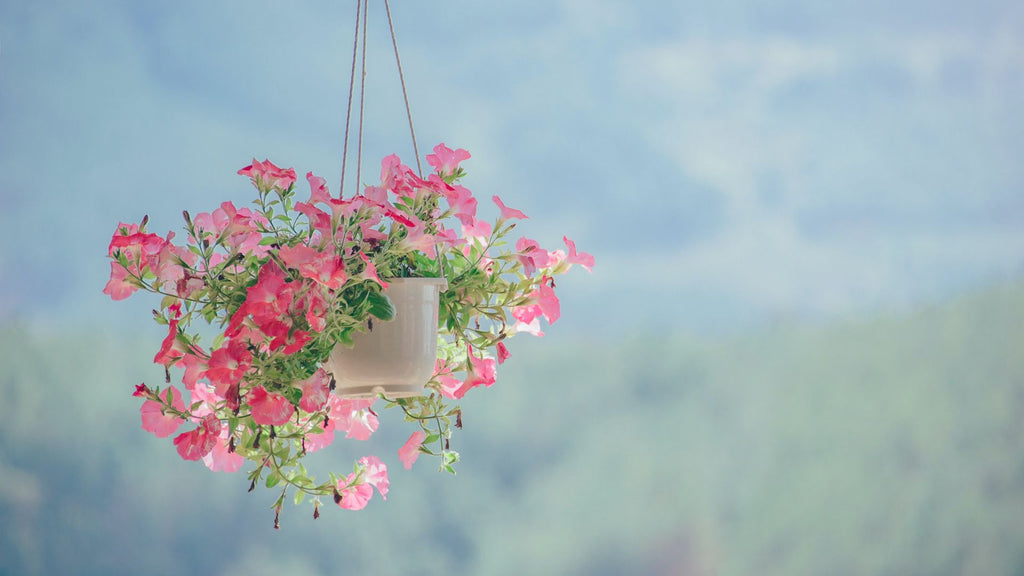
[1,280,1023,575]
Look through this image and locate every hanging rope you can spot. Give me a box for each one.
[340,0,423,193]
[355,0,369,194]
[384,0,423,177]
[338,0,362,198]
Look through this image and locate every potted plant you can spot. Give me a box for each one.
[104,143,593,526]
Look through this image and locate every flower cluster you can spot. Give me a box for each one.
[105,144,593,525]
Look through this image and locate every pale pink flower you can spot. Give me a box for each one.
[515,237,552,278]
[202,428,245,473]
[511,318,545,337]
[492,195,528,220]
[103,262,137,301]
[563,236,595,272]
[332,397,379,441]
[296,369,331,412]
[426,143,471,177]
[304,415,336,453]
[399,430,426,470]
[360,456,389,500]
[336,474,373,510]
[238,158,297,191]
[173,414,222,461]
[451,348,497,399]
[140,386,186,438]
[460,216,492,243]
[247,385,295,426]
[306,171,331,205]
[537,279,561,324]
[179,352,209,390]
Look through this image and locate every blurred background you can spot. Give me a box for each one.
[2,1,1023,574]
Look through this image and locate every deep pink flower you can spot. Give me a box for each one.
[206,339,252,396]
[153,303,184,366]
[360,456,389,500]
[173,414,222,461]
[140,386,186,438]
[492,195,528,220]
[336,474,373,510]
[399,430,426,470]
[294,202,333,237]
[496,341,511,365]
[228,261,294,336]
[357,253,388,289]
[247,385,295,426]
[563,236,595,272]
[103,262,138,301]
[267,321,311,355]
[426,143,471,177]
[278,244,347,290]
[296,369,331,412]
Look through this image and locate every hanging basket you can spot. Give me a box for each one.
[329,277,448,399]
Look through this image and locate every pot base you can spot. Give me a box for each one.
[332,382,426,400]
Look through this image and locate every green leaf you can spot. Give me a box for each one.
[366,290,396,321]
[266,472,281,489]
[294,490,306,505]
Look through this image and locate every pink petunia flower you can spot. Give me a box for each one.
[426,143,471,177]
[357,253,388,289]
[451,348,497,399]
[359,456,389,500]
[331,397,379,441]
[537,278,561,324]
[202,427,245,473]
[296,369,331,412]
[492,195,528,220]
[336,474,373,510]
[103,261,138,301]
[399,430,426,470]
[563,236,595,272]
[496,341,511,365]
[238,158,298,192]
[306,171,331,205]
[153,303,184,366]
[278,244,347,290]
[140,386,187,438]
[173,414,222,461]
[206,339,253,396]
[247,385,295,426]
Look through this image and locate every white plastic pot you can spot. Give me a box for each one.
[328,277,447,398]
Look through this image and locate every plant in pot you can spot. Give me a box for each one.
[104,143,593,525]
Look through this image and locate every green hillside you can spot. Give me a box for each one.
[2,281,1023,575]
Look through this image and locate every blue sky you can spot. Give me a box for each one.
[1,0,1022,334]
